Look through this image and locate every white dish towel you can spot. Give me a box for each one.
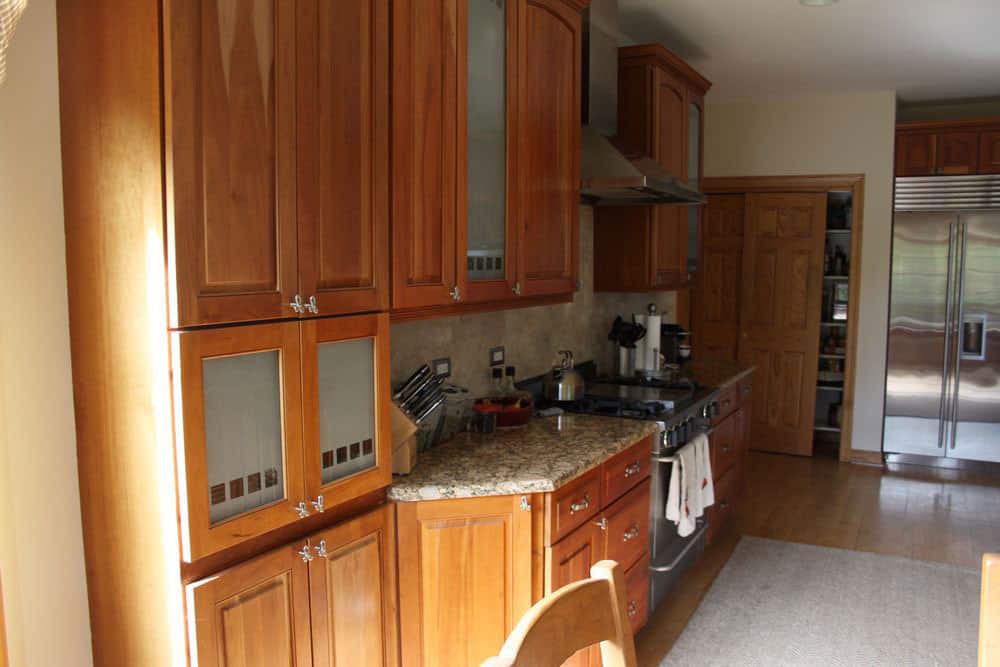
[665,432,715,537]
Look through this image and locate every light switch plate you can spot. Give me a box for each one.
[489,346,505,366]
[432,357,452,378]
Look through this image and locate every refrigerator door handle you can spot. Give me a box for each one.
[938,222,958,450]
[948,222,970,449]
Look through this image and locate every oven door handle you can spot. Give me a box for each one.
[648,522,708,573]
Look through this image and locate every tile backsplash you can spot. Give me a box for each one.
[390,207,679,396]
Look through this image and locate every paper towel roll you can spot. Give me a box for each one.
[633,314,647,371]
[643,314,662,371]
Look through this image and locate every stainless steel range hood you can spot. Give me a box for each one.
[579,0,705,206]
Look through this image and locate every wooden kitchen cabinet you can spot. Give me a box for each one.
[894,118,1000,177]
[396,494,535,667]
[936,131,979,174]
[895,132,937,176]
[164,0,389,327]
[706,377,753,545]
[980,130,1000,173]
[187,504,398,667]
[391,0,584,317]
[173,313,393,562]
[594,44,711,292]
[546,521,603,667]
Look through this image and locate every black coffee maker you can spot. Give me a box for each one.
[660,324,691,365]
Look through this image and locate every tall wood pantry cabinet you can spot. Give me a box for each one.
[594,44,711,292]
[58,0,395,664]
[391,0,584,317]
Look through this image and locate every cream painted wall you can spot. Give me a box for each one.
[704,91,897,452]
[0,2,94,665]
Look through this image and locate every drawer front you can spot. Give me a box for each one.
[706,467,738,545]
[711,410,741,482]
[602,481,650,571]
[602,436,652,506]
[547,468,603,545]
[712,382,740,425]
[624,553,650,636]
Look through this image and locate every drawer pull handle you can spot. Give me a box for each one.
[623,524,640,542]
[627,600,638,617]
[297,543,314,563]
[594,518,608,530]
[569,494,590,515]
[624,461,642,478]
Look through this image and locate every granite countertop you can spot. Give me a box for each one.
[682,360,755,389]
[388,415,659,502]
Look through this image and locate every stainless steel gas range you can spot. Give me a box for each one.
[544,373,721,613]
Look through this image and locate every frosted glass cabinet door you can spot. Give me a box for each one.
[174,322,305,561]
[301,313,392,509]
[463,0,518,301]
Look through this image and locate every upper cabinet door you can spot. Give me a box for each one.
[936,131,979,175]
[308,505,399,667]
[980,130,1000,174]
[391,0,461,310]
[165,0,299,327]
[516,0,582,297]
[300,313,392,512]
[187,541,313,667]
[654,68,687,178]
[173,321,306,561]
[895,132,936,176]
[462,0,520,302]
[296,0,389,316]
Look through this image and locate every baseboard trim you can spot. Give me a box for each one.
[849,449,884,467]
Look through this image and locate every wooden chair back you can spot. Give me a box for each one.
[983,553,1000,667]
[481,560,637,667]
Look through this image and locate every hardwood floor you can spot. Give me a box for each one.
[635,451,1000,666]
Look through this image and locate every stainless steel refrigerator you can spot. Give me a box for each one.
[884,175,1000,464]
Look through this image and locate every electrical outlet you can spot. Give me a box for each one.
[489,346,505,366]
[432,357,452,378]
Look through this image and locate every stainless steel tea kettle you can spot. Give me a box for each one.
[542,350,585,401]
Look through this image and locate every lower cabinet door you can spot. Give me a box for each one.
[546,522,603,667]
[187,542,313,667]
[309,504,399,667]
[396,495,534,667]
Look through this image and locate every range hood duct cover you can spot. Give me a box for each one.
[580,0,705,206]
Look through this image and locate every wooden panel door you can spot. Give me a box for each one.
[545,522,602,667]
[309,505,399,667]
[692,194,745,361]
[397,495,534,667]
[895,132,936,176]
[187,541,313,667]
[301,313,392,512]
[936,131,979,175]
[164,0,298,327]
[297,0,389,316]
[516,0,581,297]
[391,0,461,309]
[738,193,826,456]
[173,322,305,561]
[980,130,1000,174]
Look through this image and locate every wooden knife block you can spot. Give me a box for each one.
[391,404,419,475]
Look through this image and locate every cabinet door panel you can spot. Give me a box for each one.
[516,0,580,296]
[651,205,689,288]
[397,495,533,667]
[301,313,392,510]
[654,68,686,178]
[173,322,305,561]
[545,522,602,667]
[165,0,298,326]
[188,542,312,667]
[980,130,1000,174]
[693,194,745,362]
[391,0,460,309]
[309,505,399,667]
[895,132,936,176]
[936,131,979,175]
[297,0,389,315]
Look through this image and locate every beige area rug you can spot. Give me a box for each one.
[661,537,980,667]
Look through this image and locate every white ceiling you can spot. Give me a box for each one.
[618,0,1000,102]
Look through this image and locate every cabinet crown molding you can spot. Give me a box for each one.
[618,43,712,94]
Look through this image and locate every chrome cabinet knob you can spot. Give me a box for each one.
[313,540,328,559]
[311,495,325,513]
[294,501,310,519]
[513,282,521,296]
[627,600,638,617]
[624,461,642,478]
[306,295,319,314]
[594,517,608,530]
[449,285,461,301]
[623,524,640,542]
[569,494,590,515]
[289,294,305,314]
[297,543,314,563]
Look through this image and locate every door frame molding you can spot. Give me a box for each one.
[703,174,865,463]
